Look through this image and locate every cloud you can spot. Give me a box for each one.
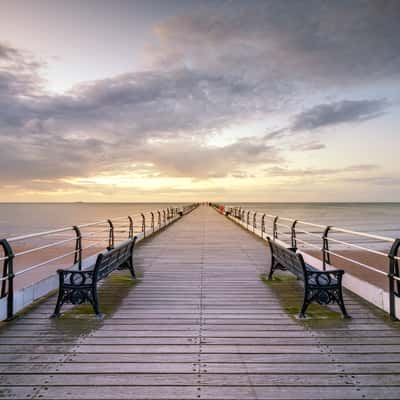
[0,40,285,182]
[1,1,400,190]
[146,1,400,86]
[290,141,325,151]
[291,99,388,131]
[264,164,379,178]
[343,176,400,187]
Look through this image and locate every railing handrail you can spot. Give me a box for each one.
[0,203,199,320]
[223,204,400,320]
[228,205,396,243]
[5,213,146,243]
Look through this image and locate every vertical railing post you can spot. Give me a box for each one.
[128,216,133,239]
[0,239,15,320]
[107,219,114,250]
[322,226,331,271]
[163,210,166,225]
[291,220,298,249]
[157,211,161,229]
[72,226,82,270]
[253,212,257,232]
[238,208,242,220]
[246,211,250,228]
[261,214,266,238]
[150,212,155,232]
[273,216,278,240]
[388,239,400,320]
[141,213,146,238]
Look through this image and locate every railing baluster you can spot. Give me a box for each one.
[273,216,278,239]
[72,226,82,270]
[291,220,298,249]
[322,226,331,271]
[261,214,266,238]
[0,239,15,320]
[128,216,133,239]
[107,219,114,250]
[388,239,400,320]
[141,213,146,237]
[150,212,155,232]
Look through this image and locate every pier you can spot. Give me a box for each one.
[1,205,400,399]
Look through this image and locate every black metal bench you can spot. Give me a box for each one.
[267,237,350,318]
[51,237,137,318]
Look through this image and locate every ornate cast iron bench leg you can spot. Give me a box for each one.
[268,257,277,280]
[336,278,351,319]
[50,286,64,318]
[91,286,103,319]
[126,257,136,278]
[299,293,311,319]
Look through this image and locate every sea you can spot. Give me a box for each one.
[0,202,398,290]
[0,202,399,241]
[0,203,187,239]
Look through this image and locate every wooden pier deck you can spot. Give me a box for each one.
[1,205,400,399]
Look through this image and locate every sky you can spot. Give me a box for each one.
[0,0,399,202]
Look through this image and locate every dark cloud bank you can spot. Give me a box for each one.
[292,99,388,131]
[0,0,399,189]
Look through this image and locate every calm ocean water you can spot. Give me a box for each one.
[0,202,398,289]
[0,203,188,239]
[0,202,399,239]
[227,202,400,240]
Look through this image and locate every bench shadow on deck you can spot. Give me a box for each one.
[0,205,400,400]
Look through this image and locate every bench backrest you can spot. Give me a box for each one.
[94,237,136,281]
[267,236,306,279]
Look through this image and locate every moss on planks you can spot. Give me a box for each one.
[62,272,140,318]
[260,273,346,328]
[48,271,140,336]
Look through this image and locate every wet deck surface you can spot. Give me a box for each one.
[1,205,400,399]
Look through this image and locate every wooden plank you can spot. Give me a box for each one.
[1,373,400,387]
[0,205,399,400]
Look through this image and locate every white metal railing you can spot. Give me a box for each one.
[0,204,198,320]
[215,204,400,320]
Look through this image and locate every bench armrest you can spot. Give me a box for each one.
[305,268,344,286]
[57,269,95,286]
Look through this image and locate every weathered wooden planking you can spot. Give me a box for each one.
[1,374,400,387]
[2,385,400,399]
[0,205,399,400]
